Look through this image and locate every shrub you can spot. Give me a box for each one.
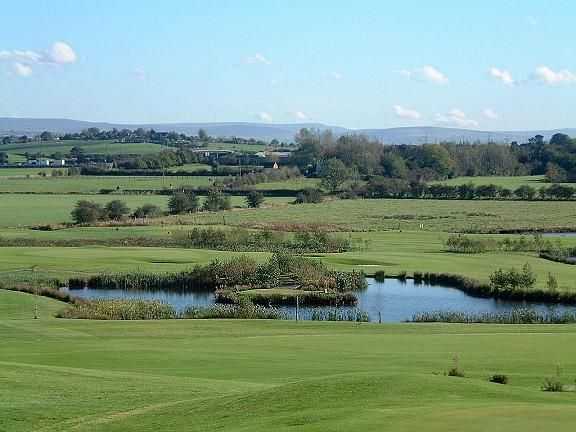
[397,271,407,281]
[245,190,265,208]
[203,189,231,212]
[104,200,130,220]
[294,188,324,204]
[542,378,564,392]
[447,355,465,377]
[489,263,536,291]
[310,308,369,322]
[168,192,199,214]
[489,374,509,385]
[374,270,386,282]
[133,204,164,219]
[183,303,285,320]
[71,200,105,224]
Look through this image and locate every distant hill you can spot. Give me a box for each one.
[1,117,575,144]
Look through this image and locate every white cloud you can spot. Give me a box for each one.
[293,111,308,120]
[48,41,77,64]
[13,62,32,77]
[0,49,43,63]
[245,53,271,65]
[258,112,272,122]
[393,105,421,120]
[134,67,146,81]
[482,108,499,120]
[401,65,448,84]
[330,71,343,80]
[489,67,514,85]
[534,66,576,85]
[435,109,479,128]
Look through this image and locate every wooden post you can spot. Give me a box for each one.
[296,296,299,321]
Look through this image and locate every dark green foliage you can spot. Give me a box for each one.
[541,378,565,392]
[319,158,351,192]
[245,190,264,208]
[133,203,164,219]
[104,200,130,220]
[168,192,199,214]
[374,270,386,282]
[203,189,231,212]
[294,188,324,204]
[217,290,358,307]
[490,263,536,291]
[445,234,552,254]
[489,374,509,385]
[71,200,105,224]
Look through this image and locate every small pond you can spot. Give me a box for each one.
[64,278,576,322]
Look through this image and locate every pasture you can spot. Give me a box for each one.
[0,175,224,193]
[2,289,576,432]
[0,139,164,155]
[431,175,554,189]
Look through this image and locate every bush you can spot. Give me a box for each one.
[542,378,564,392]
[71,200,105,224]
[133,204,164,219]
[489,263,536,291]
[168,192,199,214]
[294,188,324,204]
[104,200,130,220]
[57,300,177,320]
[374,270,386,282]
[245,190,264,208]
[489,374,509,385]
[203,189,231,212]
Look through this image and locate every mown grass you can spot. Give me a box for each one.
[2,289,576,431]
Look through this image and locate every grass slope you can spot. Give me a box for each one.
[1,139,164,155]
[2,290,576,431]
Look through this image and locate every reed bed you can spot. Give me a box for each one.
[309,308,369,322]
[215,289,358,306]
[411,308,576,324]
[56,299,177,320]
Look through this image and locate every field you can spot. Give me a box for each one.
[2,289,576,432]
[430,175,566,189]
[0,175,226,193]
[188,198,576,233]
[0,139,165,155]
[0,167,66,177]
[0,194,292,227]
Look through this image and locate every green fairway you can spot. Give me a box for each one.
[2,289,576,432]
[2,231,576,290]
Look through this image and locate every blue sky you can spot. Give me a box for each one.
[0,0,575,130]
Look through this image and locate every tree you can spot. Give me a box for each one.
[514,185,536,200]
[133,204,163,219]
[550,133,571,147]
[168,192,199,214]
[71,200,105,224]
[203,190,231,212]
[198,128,208,141]
[545,162,567,183]
[39,131,54,141]
[381,152,408,179]
[0,152,8,164]
[319,158,350,192]
[294,188,323,204]
[105,200,130,220]
[245,191,264,208]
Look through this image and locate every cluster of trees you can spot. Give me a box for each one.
[116,149,200,170]
[167,190,232,214]
[357,178,576,200]
[489,263,536,291]
[71,200,163,224]
[290,128,576,183]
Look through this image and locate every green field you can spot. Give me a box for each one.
[0,194,292,227]
[0,139,165,155]
[187,198,576,233]
[0,167,63,177]
[0,175,227,193]
[430,175,567,189]
[2,289,576,432]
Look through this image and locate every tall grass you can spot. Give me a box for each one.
[310,308,369,322]
[411,308,576,324]
[57,299,177,320]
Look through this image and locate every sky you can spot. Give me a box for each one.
[0,0,575,130]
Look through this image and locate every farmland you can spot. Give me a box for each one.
[3,289,576,432]
[0,139,165,155]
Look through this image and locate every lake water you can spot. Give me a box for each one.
[64,278,576,322]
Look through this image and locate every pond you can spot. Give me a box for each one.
[64,278,576,322]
